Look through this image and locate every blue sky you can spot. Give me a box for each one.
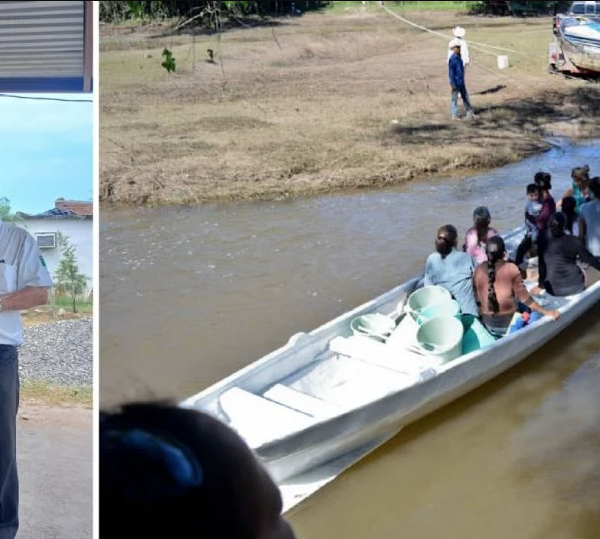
[0,93,93,215]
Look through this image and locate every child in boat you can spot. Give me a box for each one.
[515,183,542,269]
[424,224,479,316]
[463,206,499,265]
[473,236,560,337]
[100,401,297,539]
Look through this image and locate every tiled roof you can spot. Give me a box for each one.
[55,198,93,216]
[16,197,93,220]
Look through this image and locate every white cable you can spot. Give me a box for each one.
[380,5,522,57]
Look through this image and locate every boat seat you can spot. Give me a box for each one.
[329,335,431,377]
[263,383,342,419]
[219,387,316,449]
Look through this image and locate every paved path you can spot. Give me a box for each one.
[17,405,92,539]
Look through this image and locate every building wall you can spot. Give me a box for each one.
[16,219,93,291]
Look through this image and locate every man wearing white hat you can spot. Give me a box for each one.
[448,37,475,120]
[447,26,470,67]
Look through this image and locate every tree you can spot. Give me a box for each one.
[53,232,88,313]
[0,197,23,223]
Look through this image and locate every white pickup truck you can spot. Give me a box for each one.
[554,1,600,35]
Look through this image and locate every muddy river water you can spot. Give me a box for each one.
[100,140,600,538]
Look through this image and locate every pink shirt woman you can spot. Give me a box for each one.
[463,206,499,265]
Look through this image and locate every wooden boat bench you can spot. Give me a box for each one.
[218,386,329,448]
[262,383,342,418]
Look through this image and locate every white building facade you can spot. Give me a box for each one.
[15,201,93,293]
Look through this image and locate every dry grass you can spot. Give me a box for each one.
[100,7,600,207]
[21,300,93,327]
[21,379,92,407]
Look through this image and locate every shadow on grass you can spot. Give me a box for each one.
[476,84,507,95]
[385,87,600,149]
[149,16,291,39]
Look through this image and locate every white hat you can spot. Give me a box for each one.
[449,38,462,49]
[453,26,466,38]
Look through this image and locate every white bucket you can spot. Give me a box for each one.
[497,55,509,69]
[350,313,396,342]
[417,299,461,325]
[406,286,452,321]
[416,315,464,364]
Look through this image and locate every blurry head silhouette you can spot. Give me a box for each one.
[100,401,297,539]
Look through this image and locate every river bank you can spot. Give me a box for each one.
[100,8,600,207]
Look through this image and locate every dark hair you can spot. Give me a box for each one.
[526,183,540,196]
[473,206,491,245]
[571,165,590,184]
[589,176,600,199]
[534,172,552,191]
[485,236,505,314]
[561,196,577,233]
[435,224,458,259]
[549,212,567,239]
[101,401,292,538]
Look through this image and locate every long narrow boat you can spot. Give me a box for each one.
[180,224,600,513]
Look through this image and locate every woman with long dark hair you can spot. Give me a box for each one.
[561,196,584,241]
[424,224,479,316]
[463,206,499,265]
[473,236,560,336]
[537,212,600,296]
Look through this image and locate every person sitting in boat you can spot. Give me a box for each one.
[463,206,499,265]
[473,236,560,337]
[424,224,479,316]
[100,401,298,539]
[515,183,542,271]
[535,212,600,297]
[579,176,600,262]
[531,172,557,293]
[557,165,594,214]
[561,196,585,241]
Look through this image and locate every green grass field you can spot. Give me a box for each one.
[52,295,93,314]
[328,1,475,13]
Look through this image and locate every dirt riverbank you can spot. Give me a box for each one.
[100,7,600,207]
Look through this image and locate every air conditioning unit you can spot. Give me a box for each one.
[35,232,57,249]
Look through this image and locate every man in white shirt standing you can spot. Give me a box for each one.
[0,220,53,539]
[447,26,470,68]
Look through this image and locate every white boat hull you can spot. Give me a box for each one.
[257,288,594,482]
[180,225,600,512]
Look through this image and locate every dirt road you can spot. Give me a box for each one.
[17,404,92,539]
